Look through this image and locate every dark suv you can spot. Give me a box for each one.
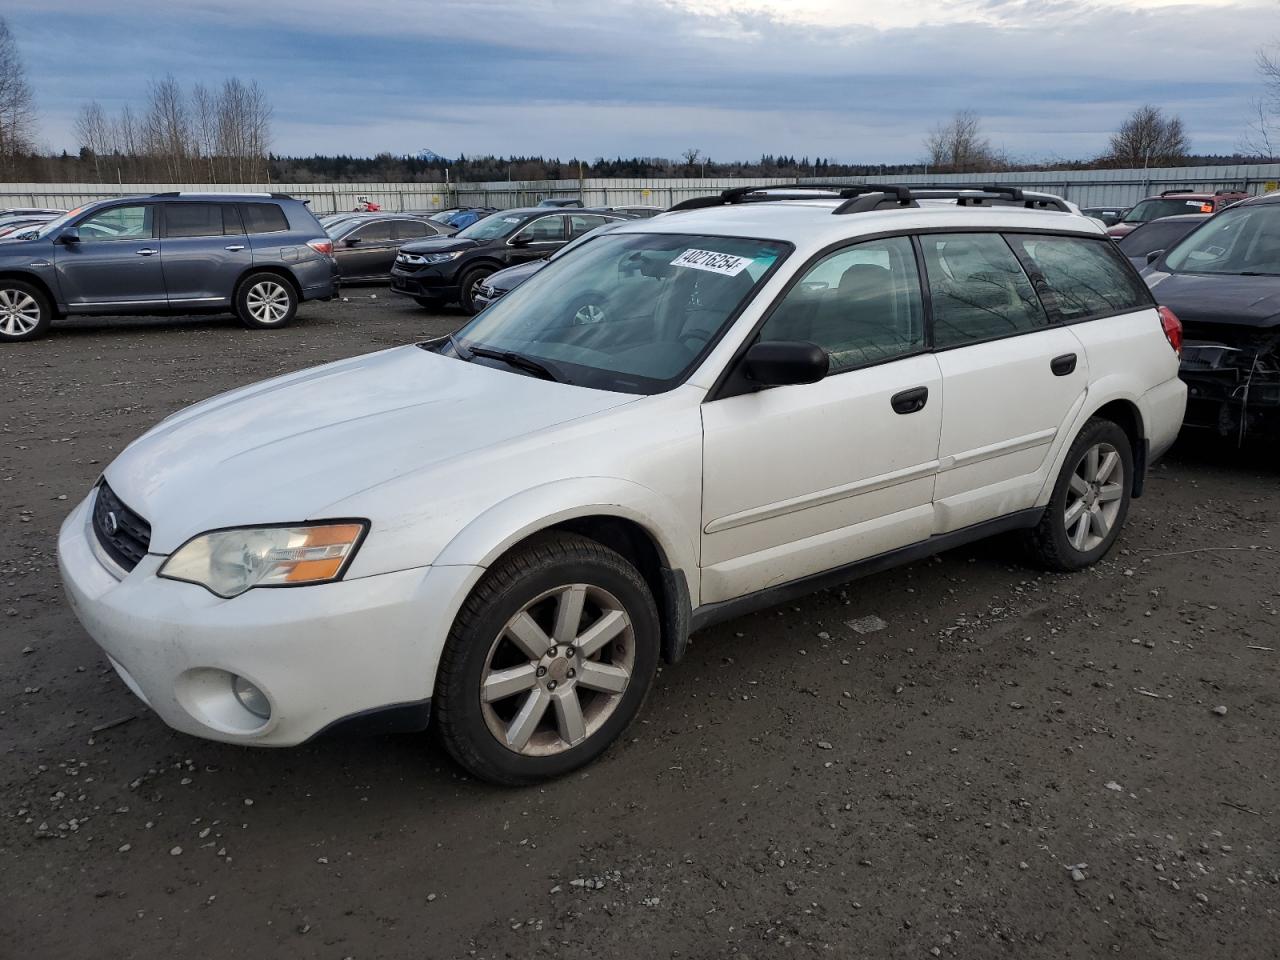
[389,207,629,312]
[0,193,337,342]
[1107,189,1249,239]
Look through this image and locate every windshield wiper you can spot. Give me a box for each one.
[468,345,564,382]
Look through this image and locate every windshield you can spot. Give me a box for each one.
[1163,204,1280,275]
[1117,218,1205,258]
[457,212,525,240]
[445,232,789,394]
[1124,198,1213,223]
[429,210,459,223]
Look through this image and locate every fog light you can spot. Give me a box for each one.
[231,675,271,720]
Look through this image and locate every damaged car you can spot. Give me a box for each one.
[1144,192,1280,442]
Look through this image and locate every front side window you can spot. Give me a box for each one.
[350,221,392,242]
[759,236,924,371]
[1163,203,1280,276]
[514,215,566,243]
[1009,234,1151,321]
[450,233,789,393]
[919,233,1049,348]
[77,205,152,242]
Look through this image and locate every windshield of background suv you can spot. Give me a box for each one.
[1163,204,1280,275]
[448,232,790,394]
[457,212,524,240]
[1123,198,1213,223]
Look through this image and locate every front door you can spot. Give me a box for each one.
[54,204,165,309]
[507,214,567,265]
[336,220,396,280]
[700,236,942,604]
[159,202,252,305]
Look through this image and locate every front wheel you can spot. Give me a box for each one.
[1024,418,1134,571]
[457,267,493,315]
[434,532,659,785]
[235,273,298,329]
[0,281,53,342]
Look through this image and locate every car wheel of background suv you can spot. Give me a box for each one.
[1024,417,1134,571]
[434,532,660,785]
[458,266,494,315]
[236,273,298,330]
[0,280,53,342]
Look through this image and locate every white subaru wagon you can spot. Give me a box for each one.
[58,185,1187,784]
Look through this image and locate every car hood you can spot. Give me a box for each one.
[398,236,479,255]
[103,346,638,553]
[486,259,546,293]
[1143,270,1280,328]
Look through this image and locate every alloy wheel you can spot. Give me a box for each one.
[246,281,291,324]
[1064,441,1124,552]
[0,288,41,337]
[479,583,635,756]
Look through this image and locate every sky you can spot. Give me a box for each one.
[5,0,1278,164]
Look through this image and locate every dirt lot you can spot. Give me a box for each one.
[2,294,1279,959]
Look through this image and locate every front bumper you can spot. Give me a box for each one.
[389,266,459,301]
[57,494,476,746]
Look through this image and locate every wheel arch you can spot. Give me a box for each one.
[1086,396,1146,497]
[235,264,302,301]
[0,271,60,313]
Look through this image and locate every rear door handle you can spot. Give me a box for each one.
[134,248,158,257]
[891,386,929,415]
[224,244,245,252]
[1051,353,1078,376]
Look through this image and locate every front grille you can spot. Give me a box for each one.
[92,482,151,572]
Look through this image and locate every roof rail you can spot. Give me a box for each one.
[892,184,1072,212]
[148,191,293,199]
[670,182,1072,216]
[668,183,914,212]
[1159,188,1194,197]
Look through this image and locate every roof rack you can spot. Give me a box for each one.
[669,182,1071,216]
[1159,189,1195,197]
[149,191,295,199]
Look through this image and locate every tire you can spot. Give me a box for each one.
[0,280,53,342]
[435,532,660,786]
[457,267,493,315]
[1024,417,1134,572]
[235,273,298,329]
[414,296,443,310]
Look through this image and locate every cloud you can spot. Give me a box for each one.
[5,0,1274,162]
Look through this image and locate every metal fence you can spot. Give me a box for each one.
[2,164,1278,213]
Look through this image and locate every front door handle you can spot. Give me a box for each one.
[1050,353,1078,376]
[134,248,158,257]
[224,244,245,252]
[891,386,929,415]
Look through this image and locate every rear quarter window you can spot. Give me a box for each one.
[1008,234,1152,322]
[240,203,290,234]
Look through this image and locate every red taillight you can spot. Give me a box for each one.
[1158,305,1183,356]
[307,239,333,257]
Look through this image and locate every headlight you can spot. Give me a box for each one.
[158,522,367,598]
[422,251,462,264]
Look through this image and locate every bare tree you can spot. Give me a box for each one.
[0,16,35,176]
[924,110,1001,173]
[191,83,218,180]
[1108,105,1188,167]
[680,147,701,173]
[1243,45,1279,158]
[74,101,114,178]
[242,79,273,182]
[144,74,194,180]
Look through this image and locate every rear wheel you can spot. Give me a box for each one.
[434,532,659,785]
[0,281,52,342]
[1024,418,1133,571]
[235,273,298,329]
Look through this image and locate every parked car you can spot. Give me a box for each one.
[0,214,58,238]
[58,183,1186,785]
[328,214,458,282]
[537,198,584,208]
[390,208,630,312]
[472,219,630,313]
[429,207,497,230]
[1081,206,1128,227]
[0,206,65,218]
[0,192,337,342]
[605,205,663,218]
[1142,191,1280,441]
[1108,189,1248,239]
[1115,213,1209,270]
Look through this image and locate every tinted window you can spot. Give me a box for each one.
[516,216,565,243]
[164,203,225,238]
[761,236,924,371]
[240,203,289,234]
[569,215,608,239]
[394,219,430,239]
[1009,234,1151,321]
[1123,197,1213,223]
[1164,203,1280,275]
[351,221,393,242]
[919,233,1049,347]
[77,205,153,242]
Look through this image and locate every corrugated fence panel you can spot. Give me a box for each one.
[2,168,1277,212]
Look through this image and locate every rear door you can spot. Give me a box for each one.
[159,202,252,305]
[919,232,1090,533]
[54,204,165,308]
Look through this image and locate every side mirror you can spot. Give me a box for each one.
[1145,249,1164,264]
[743,340,829,386]
[57,227,80,244]
[344,236,362,246]
[509,234,532,246]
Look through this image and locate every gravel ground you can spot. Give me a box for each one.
[2,293,1279,959]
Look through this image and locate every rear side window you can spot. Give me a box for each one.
[240,203,289,234]
[918,233,1049,348]
[164,203,243,238]
[394,219,430,239]
[1009,234,1151,321]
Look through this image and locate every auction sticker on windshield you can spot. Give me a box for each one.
[671,248,753,276]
